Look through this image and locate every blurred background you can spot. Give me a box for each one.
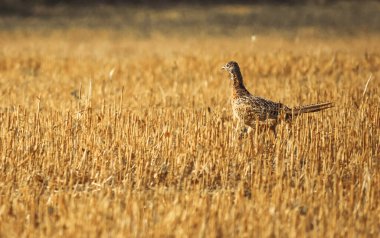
[1,0,380,37]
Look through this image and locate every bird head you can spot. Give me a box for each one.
[222,61,240,75]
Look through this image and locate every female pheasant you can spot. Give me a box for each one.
[222,61,333,135]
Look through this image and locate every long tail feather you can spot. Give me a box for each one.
[286,102,334,118]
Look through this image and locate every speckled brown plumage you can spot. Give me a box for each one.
[222,61,333,132]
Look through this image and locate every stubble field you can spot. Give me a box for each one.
[0,3,379,237]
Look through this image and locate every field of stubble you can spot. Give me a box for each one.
[0,3,379,237]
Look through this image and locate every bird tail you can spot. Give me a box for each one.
[286,102,334,119]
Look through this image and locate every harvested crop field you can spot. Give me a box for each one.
[0,2,379,237]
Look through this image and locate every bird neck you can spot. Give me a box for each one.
[230,70,248,96]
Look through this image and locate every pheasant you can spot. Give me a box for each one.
[222,61,333,136]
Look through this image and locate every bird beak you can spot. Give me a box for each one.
[221,65,226,70]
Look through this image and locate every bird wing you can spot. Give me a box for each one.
[251,96,290,118]
[233,95,289,123]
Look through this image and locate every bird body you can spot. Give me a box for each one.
[222,61,333,132]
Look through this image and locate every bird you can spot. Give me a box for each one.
[222,61,333,137]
